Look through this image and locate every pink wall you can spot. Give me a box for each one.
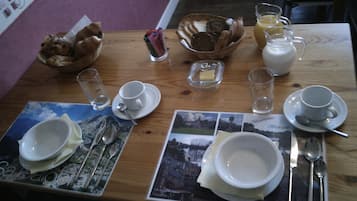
[0,0,168,99]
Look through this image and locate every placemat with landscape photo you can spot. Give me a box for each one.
[0,101,133,197]
[147,110,327,201]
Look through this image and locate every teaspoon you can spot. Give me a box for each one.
[304,137,322,201]
[117,103,137,125]
[315,159,327,201]
[295,115,348,138]
[94,142,120,187]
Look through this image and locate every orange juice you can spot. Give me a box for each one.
[254,15,283,49]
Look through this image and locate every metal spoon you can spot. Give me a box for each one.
[304,137,322,201]
[94,142,120,187]
[295,115,349,138]
[117,103,137,125]
[315,159,327,201]
[83,124,117,189]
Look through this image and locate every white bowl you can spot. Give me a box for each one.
[214,132,282,189]
[19,118,71,162]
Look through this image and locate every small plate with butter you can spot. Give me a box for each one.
[187,60,224,89]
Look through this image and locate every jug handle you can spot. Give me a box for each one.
[293,36,306,61]
[279,16,291,25]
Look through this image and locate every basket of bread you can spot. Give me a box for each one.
[37,22,103,73]
[176,13,244,59]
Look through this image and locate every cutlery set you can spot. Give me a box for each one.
[68,119,119,189]
[290,133,327,201]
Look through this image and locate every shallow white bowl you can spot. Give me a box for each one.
[214,132,282,189]
[19,118,71,162]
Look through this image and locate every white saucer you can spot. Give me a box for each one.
[283,89,348,133]
[201,144,285,201]
[112,83,161,120]
[19,122,81,173]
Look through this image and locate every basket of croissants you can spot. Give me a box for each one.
[37,22,103,73]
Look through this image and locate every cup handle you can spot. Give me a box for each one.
[327,106,338,119]
[135,99,144,109]
[279,16,291,25]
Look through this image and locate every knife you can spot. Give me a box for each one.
[289,131,299,201]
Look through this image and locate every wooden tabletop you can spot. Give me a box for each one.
[0,23,356,201]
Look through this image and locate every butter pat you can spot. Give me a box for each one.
[200,70,215,81]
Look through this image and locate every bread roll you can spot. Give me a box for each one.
[230,17,244,41]
[191,32,216,51]
[74,35,101,58]
[215,30,231,50]
[47,55,74,66]
[40,34,72,58]
[74,22,102,44]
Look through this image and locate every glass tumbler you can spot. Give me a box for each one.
[248,68,274,114]
[77,67,111,110]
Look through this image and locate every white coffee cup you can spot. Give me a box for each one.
[300,85,336,121]
[119,80,146,111]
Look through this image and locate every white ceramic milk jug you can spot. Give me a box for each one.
[262,26,305,76]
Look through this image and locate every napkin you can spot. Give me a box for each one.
[26,114,83,174]
[197,130,265,200]
[64,15,91,43]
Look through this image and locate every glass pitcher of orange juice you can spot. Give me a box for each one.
[254,3,291,49]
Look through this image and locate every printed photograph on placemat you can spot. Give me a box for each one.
[218,113,244,132]
[171,111,218,136]
[149,110,218,200]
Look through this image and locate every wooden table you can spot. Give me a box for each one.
[0,23,356,201]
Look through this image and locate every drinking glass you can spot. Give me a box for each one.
[248,68,274,114]
[77,67,111,110]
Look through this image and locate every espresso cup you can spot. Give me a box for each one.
[119,81,146,111]
[300,85,336,121]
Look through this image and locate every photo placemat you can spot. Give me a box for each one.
[0,101,133,197]
[147,110,327,201]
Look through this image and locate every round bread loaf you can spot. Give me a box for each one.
[206,19,229,33]
[191,32,216,51]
